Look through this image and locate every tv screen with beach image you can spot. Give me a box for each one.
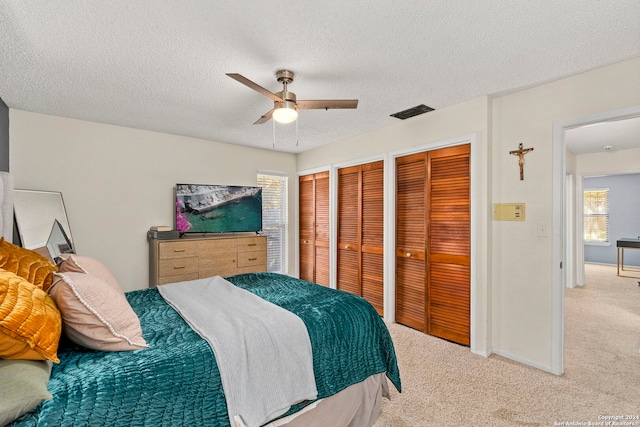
[175,184,262,234]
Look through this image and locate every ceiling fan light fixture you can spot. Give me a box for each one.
[272,100,298,124]
[227,70,358,125]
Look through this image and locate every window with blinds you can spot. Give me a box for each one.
[257,173,288,273]
[583,188,609,244]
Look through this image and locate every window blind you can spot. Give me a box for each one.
[583,188,609,243]
[257,173,288,274]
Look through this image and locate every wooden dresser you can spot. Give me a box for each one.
[148,234,267,286]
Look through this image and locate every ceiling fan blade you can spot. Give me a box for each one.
[253,108,274,125]
[297,99,359,110]
[227,73,284,102]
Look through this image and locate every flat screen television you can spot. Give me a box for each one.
[175,183,262,234]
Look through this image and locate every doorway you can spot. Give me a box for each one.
[553,105,640,375]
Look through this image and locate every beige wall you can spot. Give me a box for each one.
[491,57,640,369]
[297,97,490,170]
[10,111,297,292]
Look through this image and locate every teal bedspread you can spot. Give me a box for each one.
[11,272,401,427]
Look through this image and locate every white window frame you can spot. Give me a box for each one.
[583,187,610,246]
[257,172,288,274]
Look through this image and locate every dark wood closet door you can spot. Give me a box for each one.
[337,166,361,295]
[361,161,384,315]
[395,152,427,331]
[314,173,330,287]
[337,161,384,315]
[299,175,315,283]
[426,144,470,345]
[395,144,470,345]
[299,172,330,286]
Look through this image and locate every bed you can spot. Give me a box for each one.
[0,171,401,427]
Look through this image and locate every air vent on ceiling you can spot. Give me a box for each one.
[390,104,434,120]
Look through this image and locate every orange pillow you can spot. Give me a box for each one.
[0,238,58,291]
[0,269,61,363]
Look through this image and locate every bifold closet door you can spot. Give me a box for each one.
[299,172,330,286]
[314,173,330,286]
[337,161,384,315]
[395,152,427,331]
[427,144,470,345]
[395,145,470,345]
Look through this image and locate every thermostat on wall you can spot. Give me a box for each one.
[493,203,525,221]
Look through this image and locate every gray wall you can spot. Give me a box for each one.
[0,98,7,171]
[584,173,640,267]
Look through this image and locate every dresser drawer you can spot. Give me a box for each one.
[237,250,267,268]
[157,272,199,285]
[199,254,237,278]
[158,256,199,277]
[237,236,266,253]
[159,241,198,259]
[199,239,236,257]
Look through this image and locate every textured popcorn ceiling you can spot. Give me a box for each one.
[1,1,639,153]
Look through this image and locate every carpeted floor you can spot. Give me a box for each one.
[373,263,640,427]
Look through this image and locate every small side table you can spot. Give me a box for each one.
[616,238,640,277]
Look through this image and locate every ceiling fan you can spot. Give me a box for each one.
[226,70,358,125]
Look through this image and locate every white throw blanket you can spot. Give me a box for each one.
[157,276,317,427]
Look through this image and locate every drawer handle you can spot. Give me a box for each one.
[248,243,257,247]
[248,258,257,261]
[173,265,186,270]
[173,249,186,253]
[406,252,411,257]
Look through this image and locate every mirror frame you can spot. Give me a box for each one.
[13,189,74,260]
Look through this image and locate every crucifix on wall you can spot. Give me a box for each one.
[509,143,534,180]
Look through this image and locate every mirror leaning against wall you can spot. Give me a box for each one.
[13,189,75,263]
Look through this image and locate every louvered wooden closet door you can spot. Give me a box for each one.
[427,145,470,345]
[395,152,427,331]
[337,161,384,315]
[395,145,471,344]
[299,175,315,283]
[337,166,360,296]
[314,173,330,287]
[361,161,384,315]
[299,172,330,286]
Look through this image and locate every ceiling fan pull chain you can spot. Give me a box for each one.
[296,116,299,146]
[272,119,276,148]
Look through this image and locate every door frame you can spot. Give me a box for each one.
[551,104,640,375]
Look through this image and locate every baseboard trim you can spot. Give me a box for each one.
[490,348,556,374]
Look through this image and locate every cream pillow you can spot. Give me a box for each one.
[49,272,148,352]
[58,254,122,293]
